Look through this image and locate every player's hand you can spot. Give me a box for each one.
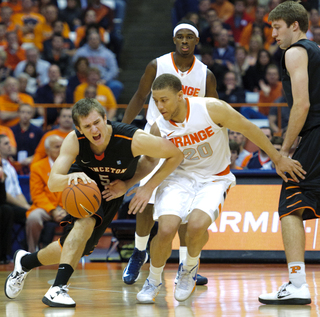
[68,172,95,185]
[127,186,154,215]
[103,179,127,201]
[275,156,306,183]
[52,207,68,222]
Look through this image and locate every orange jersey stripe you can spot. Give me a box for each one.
[114,134,133,141]
[286,186,300,190]
[287,200,302,208]
[287,192,302,199]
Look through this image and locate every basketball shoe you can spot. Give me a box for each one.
[42,285,76,307]
[174,262,198,302]
[122,248,148,284]
[5,249,31,299]
[136,279,162,304]
[258,282,311,305]
[174,273,208,286]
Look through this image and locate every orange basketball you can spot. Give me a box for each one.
[62,180,101,218]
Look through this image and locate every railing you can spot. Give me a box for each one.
[4,102,289,132]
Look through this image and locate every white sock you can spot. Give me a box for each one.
[135,233,149,251]
[288,262,306,288]
[179,246,187,264]
[148,262,164,286]
[185,251,200,270]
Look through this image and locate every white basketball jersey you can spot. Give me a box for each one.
[147,52,207,126]
[156,97,232,182]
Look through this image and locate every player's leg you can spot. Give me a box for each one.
[137,215,181,303]
[259,208,311,305]
[175,209,211,302]
[42,216,96,307]
[177,224,208,286]
[123,203,155,284]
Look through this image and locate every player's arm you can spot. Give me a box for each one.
[205,69,219,98]
[48,131,89,192]
[121,60,157,124]
[206,99,306,182]
[281,47,310,156]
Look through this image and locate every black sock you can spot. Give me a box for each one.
[21,252,43,271]
[53,264,74,287]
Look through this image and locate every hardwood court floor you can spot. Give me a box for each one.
[0,261,319,317]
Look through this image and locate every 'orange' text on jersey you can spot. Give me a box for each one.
[169,126,215,147]
[182,85,200,97]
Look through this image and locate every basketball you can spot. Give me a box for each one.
[62,180,101,218]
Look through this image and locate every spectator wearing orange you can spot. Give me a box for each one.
[240,5,274,51]
[4,31,26,71]
[74,67,117,120]
[211,0,234,22]
[0,124,17,155]
[258,64,282,116]
[11,0,45,48]
[33,4,70,51]
[74,10,107,48]
[26,134,67,252]
[32,107,73,164]
[0,0,22,14]
[245,0,257,21]
[263,0,281,25]
[307,8,320,40]
[225,0,254,44]
[0,76,34,127]
[0,6,17,33]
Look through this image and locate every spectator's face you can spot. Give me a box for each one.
[67,0,77,9]
[229,131,245,146]
[266,68,279,85]
[53,21,64,34]
[19,104,34,124]
[18,77,28,92]
[77,60,89,73]
[234,1,245,15]
[255,7,266,22]
[235,49,246,63]
[1,7,12,23]
[310,9,319,25]
[218,30,229,47]
[22,0,34,10]
[261,128,272,140]
[85,10,96,24]
[5,78,19,94]
[85,86,97,98]
[0,136,11,159]
[45,6,58,23]
[259,51,270,65]
[47,137,63,161]
[48,66,61,82]
[88,33,101,49]
[206,10,218,24]
[87,71,100,85]
[0,25,6,38]
[7,32,18,46]
[199,0,210,14]
[52,36,64,50]
[59,109,73,130]
[223,72,236,88]
[26,49,38,63]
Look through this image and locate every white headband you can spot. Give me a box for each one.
[173,24,199,38]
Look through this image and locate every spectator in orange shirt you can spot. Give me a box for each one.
[32,107,73,164]
[26,134,66,252]
[0,124,17,155]
[240,5,274,51]
[0,76,34,127]
[11,0,46,49]
[4,31,26,71]
[74,10,108,48]
[211,0,234,22]
[258,64,282,116]
[74,67,117,120]
[33,4,70,51]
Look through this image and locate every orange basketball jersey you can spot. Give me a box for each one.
[147,52,207,126]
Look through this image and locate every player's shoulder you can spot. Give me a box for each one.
[111,121,139,139]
